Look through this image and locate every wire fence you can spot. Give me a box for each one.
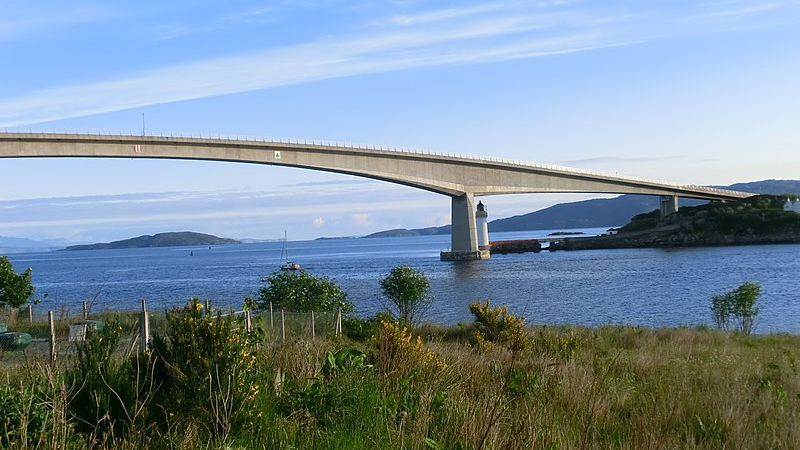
[0,301,343,365]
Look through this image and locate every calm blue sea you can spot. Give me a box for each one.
[8,229,800,334]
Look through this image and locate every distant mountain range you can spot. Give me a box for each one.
[63,232,240,251]
[2,180,798,251]
[0,236,72,254]
[364,180,800,238]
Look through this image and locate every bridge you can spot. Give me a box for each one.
[0,132,754,260]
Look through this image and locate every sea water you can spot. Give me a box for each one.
[8,229,799,333]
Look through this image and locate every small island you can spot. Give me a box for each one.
[64,232,240,251]
[549,195,800,250]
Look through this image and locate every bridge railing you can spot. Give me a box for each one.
[1,128,749,197]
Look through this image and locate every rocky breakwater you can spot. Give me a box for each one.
[549,195,800,251]
[490,239,542,254]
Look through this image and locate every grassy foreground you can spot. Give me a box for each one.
[1,308,799,449]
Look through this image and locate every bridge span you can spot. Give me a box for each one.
[0,132,754,260]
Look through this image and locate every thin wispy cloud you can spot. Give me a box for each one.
[0,13,629,126]
[222,7,280,22]
[682,1,784,22]
[561,156,687,165]
[0,1,796,126]
[150,23,217,42]
[0,3,114,41]
[388,3,512,26]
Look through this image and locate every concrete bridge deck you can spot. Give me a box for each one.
[0,131,754,260]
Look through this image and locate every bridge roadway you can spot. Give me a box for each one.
[0,132,754,260]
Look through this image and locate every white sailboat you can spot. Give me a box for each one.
[280,231,300,271]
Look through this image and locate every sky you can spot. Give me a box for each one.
[1,0,799,243]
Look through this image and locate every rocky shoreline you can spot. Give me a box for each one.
[548,230,800,251]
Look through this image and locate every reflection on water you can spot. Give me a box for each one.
[450,260,486,280]
[10,231,800,333]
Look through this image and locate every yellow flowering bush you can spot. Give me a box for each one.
[148,298,262,440]
[372,320,446,378]
[468,299,529,353]
[535,328,582,361]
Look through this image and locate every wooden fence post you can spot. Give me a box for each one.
[269,302,274,330]
[141,299,150,351]
[28,304,33,324]
[82,301,88,319]
[245,309,252,333]
[48,310,56,364]
[281,309,286,344]
[311,311,315,340]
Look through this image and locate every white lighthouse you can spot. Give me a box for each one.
[476,201,490,251]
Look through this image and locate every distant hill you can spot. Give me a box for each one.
[0,236,67,254]
[64,232,240,251]
[726,179,800,195]
[363,180,800,237]
[490,180,800,232]
[363,226,450,238]
[549,194,800,250]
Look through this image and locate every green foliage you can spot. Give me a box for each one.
[2,319,800,449]
[468,299,529,353]
[534,327,582,361]
[0,375,58,447]
[710,282,761,335]
[323,348,369,378]
[257,269,353,313]
[380,266,433,326]
[619,195,800,236]
[66,321,140,440]
[372,320,447,379]
[148,298,262,441]
[619,210,661,232]
[343,311,394,342]
[279,348,380,431]
[0,255,34,309]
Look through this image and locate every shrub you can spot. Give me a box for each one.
[66,321,142,442]
[0,374,60,447]
[148,298,262,441]
[710,282,761,335]
[257,269,353,314]
[380,266,433,326]
[372,321,446,379]
[468,299,528,353]
[342,311,394,342]
[534,327,582,361]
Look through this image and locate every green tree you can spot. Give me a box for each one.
[380,265,432,326]
[0,256,34,309]
[257,269,353,313]
[710,281,761,335]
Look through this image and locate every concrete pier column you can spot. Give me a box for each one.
[659,195,678,218]
[440,193,490,261]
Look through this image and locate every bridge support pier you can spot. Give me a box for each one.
[659,195,678,218]
[440,193,491,261]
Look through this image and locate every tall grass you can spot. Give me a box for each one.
[1,310,799,449]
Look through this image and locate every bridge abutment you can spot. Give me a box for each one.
[659,195,678,218]
[440,193,490,261]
